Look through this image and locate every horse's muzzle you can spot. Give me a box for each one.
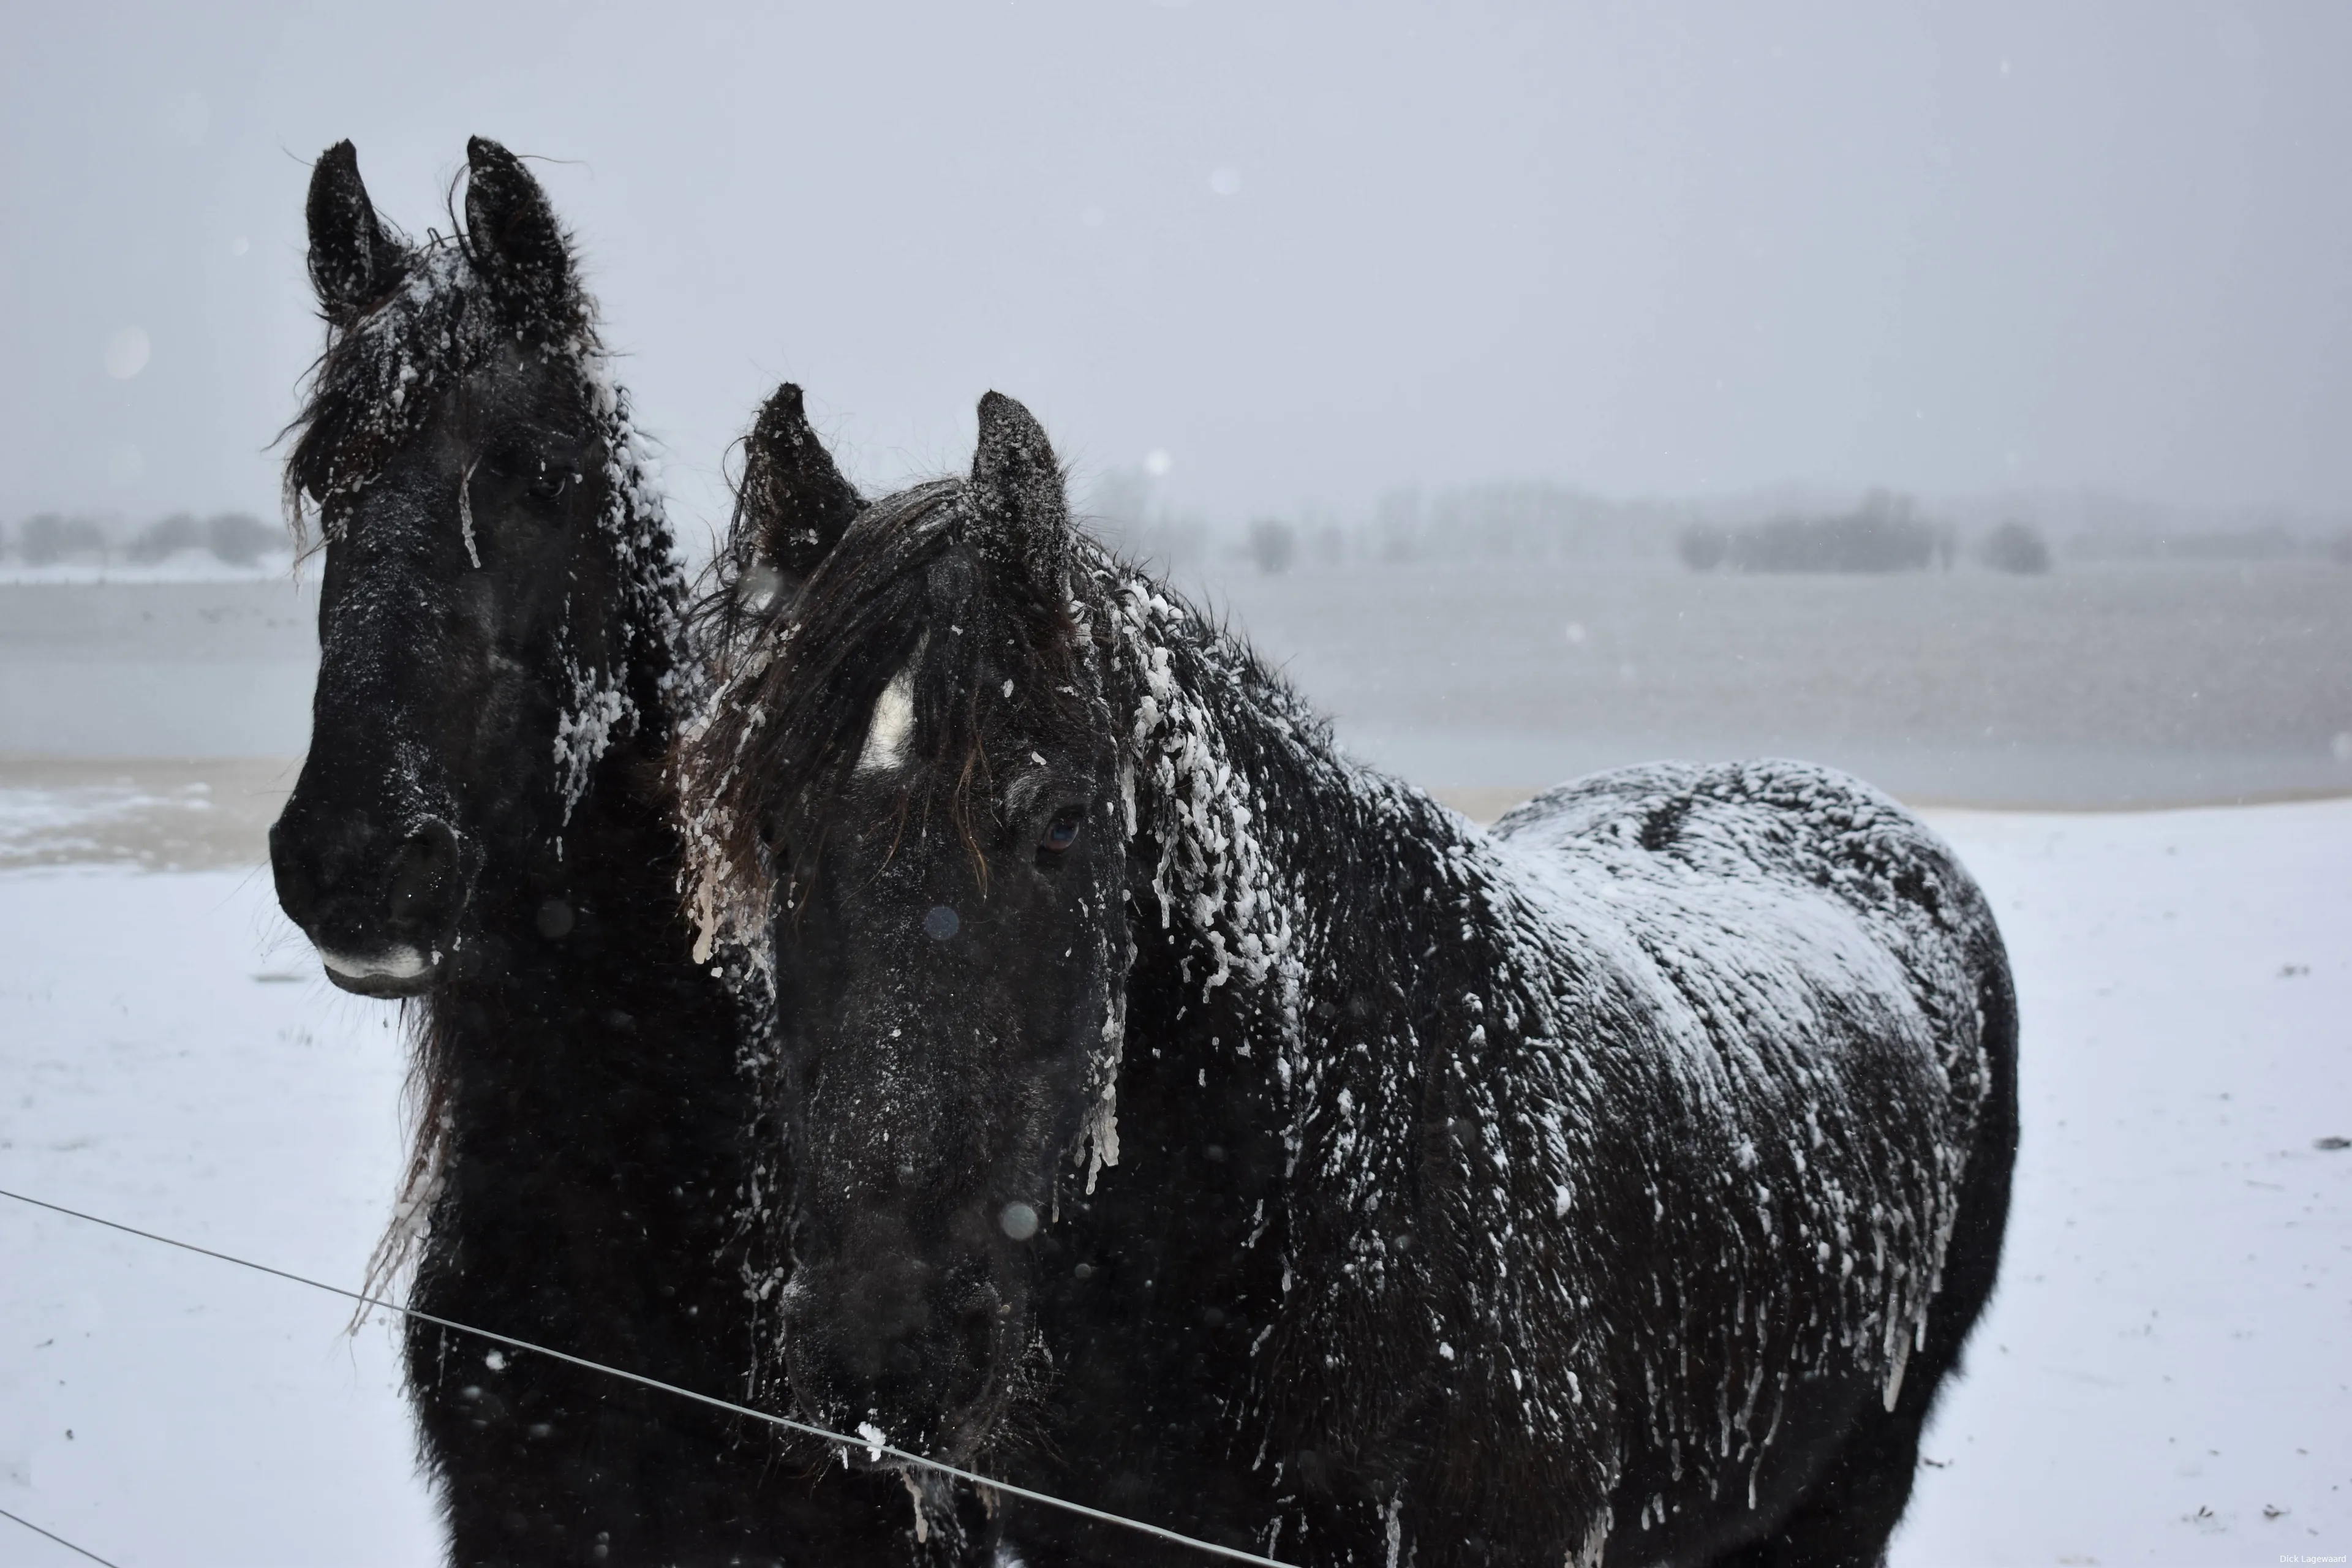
[780,1250,1009,1461]
[272,807,467,995]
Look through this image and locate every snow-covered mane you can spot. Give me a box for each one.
[681,474,1093,956]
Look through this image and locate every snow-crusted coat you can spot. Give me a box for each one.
[982,576,2018,1567]
[683,391,2017,1568]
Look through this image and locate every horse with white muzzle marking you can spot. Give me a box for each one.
[271,138,931,1564]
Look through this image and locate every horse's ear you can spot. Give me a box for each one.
[463,137,573,315]
[967,391,1071,595]
[739,384,861,585]
[306,141,405,322]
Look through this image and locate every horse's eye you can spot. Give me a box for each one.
[1038,810,1082,855]
[528,464,567,502]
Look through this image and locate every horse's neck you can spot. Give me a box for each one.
[1109,577,1472,1026]
[462,744,706,998]
[412,729,754,1357]
[433,486,733,1148]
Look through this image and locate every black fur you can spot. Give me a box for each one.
[305,140,409,323]
[683,394,2019,1567]
[270,140,923,1566]
[685,384,869,696]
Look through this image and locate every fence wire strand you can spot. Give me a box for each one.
[0,1185,1294,1567]
[0,1504,124,1568]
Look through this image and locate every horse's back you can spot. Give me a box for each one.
[1494,758,2001,986]
[1491,756,2009,1257]
[1489,759,2018,1565]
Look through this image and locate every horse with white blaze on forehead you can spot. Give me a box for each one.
[680,391,2018,1567]
[268,139,936,1564]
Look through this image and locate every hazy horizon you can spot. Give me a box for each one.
[5,1,2348,540]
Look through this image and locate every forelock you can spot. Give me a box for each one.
[681,480,1101,921]
[282,238,598,541]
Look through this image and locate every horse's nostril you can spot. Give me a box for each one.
[385,819,461,930]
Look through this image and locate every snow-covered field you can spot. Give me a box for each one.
[0,556,298,587]
[0,800,2345,1566]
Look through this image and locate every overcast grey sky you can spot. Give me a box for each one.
[4,0,2346,535]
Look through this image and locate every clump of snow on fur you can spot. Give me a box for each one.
[553,670,631,827]
[1110,579,1303,1011]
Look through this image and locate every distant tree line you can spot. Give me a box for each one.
[2063,521,2313,563]
[2,511,282,568]
[1673,494,2088,577]
[1078,466,2350,579]
[1679,491,1961,574]
[1977,491,2351,565]
[1367,483,1686,565]
[1977,521,2052,575]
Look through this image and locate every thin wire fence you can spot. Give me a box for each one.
[0,1184,1292,1568]
[0,1504,123,1568]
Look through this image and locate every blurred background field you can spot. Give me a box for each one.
[1208,554,2352,809]
[6,545,2346,871]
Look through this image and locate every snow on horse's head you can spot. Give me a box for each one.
[682,390,1119,1481]
[272,137,683,994]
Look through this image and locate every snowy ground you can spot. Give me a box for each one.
[0,556,298,587]
[0,800,2345,1566]
[0,760,296,873]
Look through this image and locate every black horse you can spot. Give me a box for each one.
[269,139,919,1564]
[681,391,2018,1567]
